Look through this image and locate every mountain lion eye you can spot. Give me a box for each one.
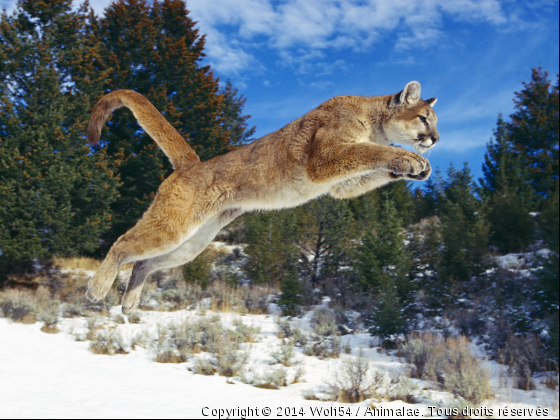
[419,116,427,123]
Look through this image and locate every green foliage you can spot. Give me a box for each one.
[539,183,559,253]
[183,249,214,289]
[94,0,255,250]
[295,195,354,285]
[481,117,535,252]
[439,163,489,282]
[357,193,413,300]
[413,168,444,221]
[242,210,298,284]
[278,267,302,316]
[0,0,119,281]
[368,286,406,341]
[409,218,451,316]
[507,68,559,199]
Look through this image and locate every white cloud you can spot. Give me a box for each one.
[185,0,521,75]
[0,0,534,77]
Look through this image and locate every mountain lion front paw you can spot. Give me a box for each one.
[405,159,431,181]
[388,151,429,177]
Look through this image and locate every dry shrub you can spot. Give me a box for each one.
[153,279,206,311]
[270,343,299,367]
[84,316,103,341]
[151,322,206,363]
[128,312,142,324]
[276,318,293,339]
[139,279,275,315]
[45,269,119,317]
[60,301,89,318]
[151,317,257,365]
[444,336,491,404]
[0,287,60,326]
[304,336,341,359]
[382,374,419,403]
[89,329,128,355]
[232,318,261,343]
[130,332,148,350]
[208,281,275,314]
[150,317,254,376]
[213,342,250,377]
[301,307,342,359]
[543,373,559,390]
[401,332,445,381]
[500,333,546,390]
[36,295,60,332]
[0,289,37,323]
[192,342,249,377]
[333,355,373,403]
[193,357,217,375]
[322,350,382,403]
[400,332,491,404]
[241,367,288,389]
[155,350,186,364]
[311,307,339,337]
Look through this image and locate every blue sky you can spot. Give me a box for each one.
[3,0,559,184]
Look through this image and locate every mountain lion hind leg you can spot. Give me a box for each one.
[120,209,241,315]
[86,175,202,302]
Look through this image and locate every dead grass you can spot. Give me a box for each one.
[208,281,276,314]
[53,256,135,273]
[400,332,491,404]
[52,256,101,272]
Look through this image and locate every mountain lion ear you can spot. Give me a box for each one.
[426,97,437,108]
[392,81,421,106]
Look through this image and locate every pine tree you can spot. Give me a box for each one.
[378,180,416,226]
[480,117,535,252]
[409,218,451,317]
[414,167,444,221]
[508,68,559,199]
[295,196,353,286]
[357,193,414,301]
[368,285,406,345]
[0,0,119,282]
[439,163,489,282]
[242,210,298,284]
[278,265,302,317]
[537,182,559,311]
[93,0,255,249]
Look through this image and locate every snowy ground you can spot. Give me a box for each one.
[1,303,558,419]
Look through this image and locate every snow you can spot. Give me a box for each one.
[494,249,553,271]
[1,305,559,419]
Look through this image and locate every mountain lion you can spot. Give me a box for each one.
[85,81,439,314]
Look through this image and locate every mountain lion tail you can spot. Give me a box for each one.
[87,90,200,168]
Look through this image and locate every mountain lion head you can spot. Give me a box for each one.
[383,81,439,153]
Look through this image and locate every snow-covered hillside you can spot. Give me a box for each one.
[1,303,558,419]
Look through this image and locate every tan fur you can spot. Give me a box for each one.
[85,81,440,314]
[87,90,199,168]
